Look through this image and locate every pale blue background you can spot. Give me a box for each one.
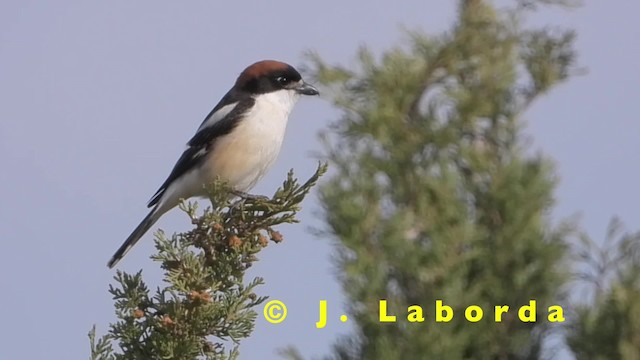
[1,1,638,359]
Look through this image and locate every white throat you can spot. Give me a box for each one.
[256,89,300,118]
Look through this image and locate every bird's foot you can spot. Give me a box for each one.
[228,191,269,213]
[231,191,269,202]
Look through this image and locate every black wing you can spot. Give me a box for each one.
[147,94,255,208]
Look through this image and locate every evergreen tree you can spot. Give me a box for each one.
[305,1,577,358]
[90,165,326,360]
[567,218,640,359]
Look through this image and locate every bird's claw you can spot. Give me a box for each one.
[228,191,269,214]
[231,191,269,202]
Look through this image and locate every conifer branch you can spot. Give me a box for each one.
[90,163,327,360]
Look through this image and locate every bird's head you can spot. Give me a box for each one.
[234,60,319,97]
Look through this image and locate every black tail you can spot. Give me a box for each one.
[107,208,160,268]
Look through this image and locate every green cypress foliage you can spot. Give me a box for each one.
[90,164,327,360]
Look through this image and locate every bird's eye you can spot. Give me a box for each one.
[276,76,289,85]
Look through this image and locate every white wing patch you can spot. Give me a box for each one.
[195,102,237,133]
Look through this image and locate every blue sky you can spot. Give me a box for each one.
[1,1,638,359]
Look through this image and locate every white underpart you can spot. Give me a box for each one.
[155,89,300,215]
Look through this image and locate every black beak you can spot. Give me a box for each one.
[296,81,319,96]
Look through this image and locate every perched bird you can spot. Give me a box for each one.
[107,60,319,268]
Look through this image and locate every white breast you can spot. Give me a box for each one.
[202,89,300,192]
